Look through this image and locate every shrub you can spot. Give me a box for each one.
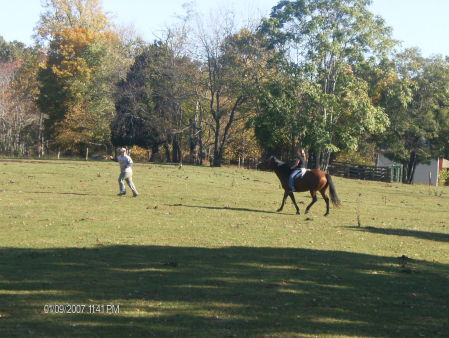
[129,146,149,162]
[439,169,449,186]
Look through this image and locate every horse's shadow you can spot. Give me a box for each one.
[167,203,292,215]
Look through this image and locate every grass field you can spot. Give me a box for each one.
[0,159,448,337]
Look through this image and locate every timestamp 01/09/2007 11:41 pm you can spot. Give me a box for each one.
[43,304,120,314]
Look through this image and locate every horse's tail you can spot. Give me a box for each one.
[326,173,341,207]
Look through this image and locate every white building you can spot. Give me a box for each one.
[377,154,449,186]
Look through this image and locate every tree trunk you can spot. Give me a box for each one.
[198,131,204,165]
[197,99,204,165]
[401,164,408,184]
[188,117,197,164]
[315,151,321,170]
[149,144,160,162]
[172,136,181,163]
[409,159,418,184]
[212,118,221,167]
[321,151,331,172]
[163,143,171,162]
[406,151,417,184]
[36,112,44,157]
[213,151,222,167]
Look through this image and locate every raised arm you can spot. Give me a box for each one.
[105,155,117,161]
[290,158,300,170]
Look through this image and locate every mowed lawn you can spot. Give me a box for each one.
[0,159,448,337]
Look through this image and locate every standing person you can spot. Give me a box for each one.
[288,148,307,193]
[108,148,139,197]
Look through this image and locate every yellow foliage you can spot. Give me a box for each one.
[37,0,109,42]
[49,27,96,80]
[129,146,150,162]
[334,145,377,166]
[55,102,93,148]
[225,118,262,162]
[372,71,398,106]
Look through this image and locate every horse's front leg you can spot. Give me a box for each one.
[289,192,300,215]
[277,192,288,212]
[305,190,318,214]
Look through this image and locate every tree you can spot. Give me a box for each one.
[377,49,449,183]
[224,118,262,166]
[258,0,394,169]
[36,0,129,153]
[36,0,109,44]
[0,39,41,156]
[38,27,104,150]
[253,69,306,158]
[195,10,271,166]
[114,9,272,166]
[113,40,199,162]
[0,36,30,62]
[112,44,165,157]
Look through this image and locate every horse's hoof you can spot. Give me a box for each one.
[324,213,329,216]
[296,211,300,215]
[276,209,282,212]
[305,210,309,214]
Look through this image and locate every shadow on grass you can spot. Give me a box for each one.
[0,246,447,337]
[27,191,95,196]
[166,203,289,215]
[345,226,449,243]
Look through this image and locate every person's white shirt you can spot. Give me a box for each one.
[117,154,133,173]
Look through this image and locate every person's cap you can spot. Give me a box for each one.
[119,147,126,153]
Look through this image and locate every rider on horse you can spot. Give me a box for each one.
[257,153,340,215]
[288,148,307,193]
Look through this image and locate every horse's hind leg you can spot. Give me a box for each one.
[305,190,318,214]
[320,188,330,216]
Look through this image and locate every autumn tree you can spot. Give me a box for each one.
[36,0,109,43]
[194,8,273,166]
[224,118,262,166]
[0,38,41,156]
[36,0,130,153]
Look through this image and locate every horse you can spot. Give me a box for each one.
[257,156,341,216]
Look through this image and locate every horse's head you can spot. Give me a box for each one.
[257,156,279,171]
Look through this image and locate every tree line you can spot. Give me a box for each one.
[0,0,448,183]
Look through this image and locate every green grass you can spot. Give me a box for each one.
[0,159,448,337]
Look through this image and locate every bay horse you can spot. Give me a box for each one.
[257,156,341,216]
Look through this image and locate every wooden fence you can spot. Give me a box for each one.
[328,162,402,183]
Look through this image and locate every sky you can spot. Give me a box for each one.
[0,0,448,57]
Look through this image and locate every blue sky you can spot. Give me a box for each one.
[1,0,448,57]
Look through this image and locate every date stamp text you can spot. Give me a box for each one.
[43,304,120,314]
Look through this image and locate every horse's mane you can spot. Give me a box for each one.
[271,156,291,175]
